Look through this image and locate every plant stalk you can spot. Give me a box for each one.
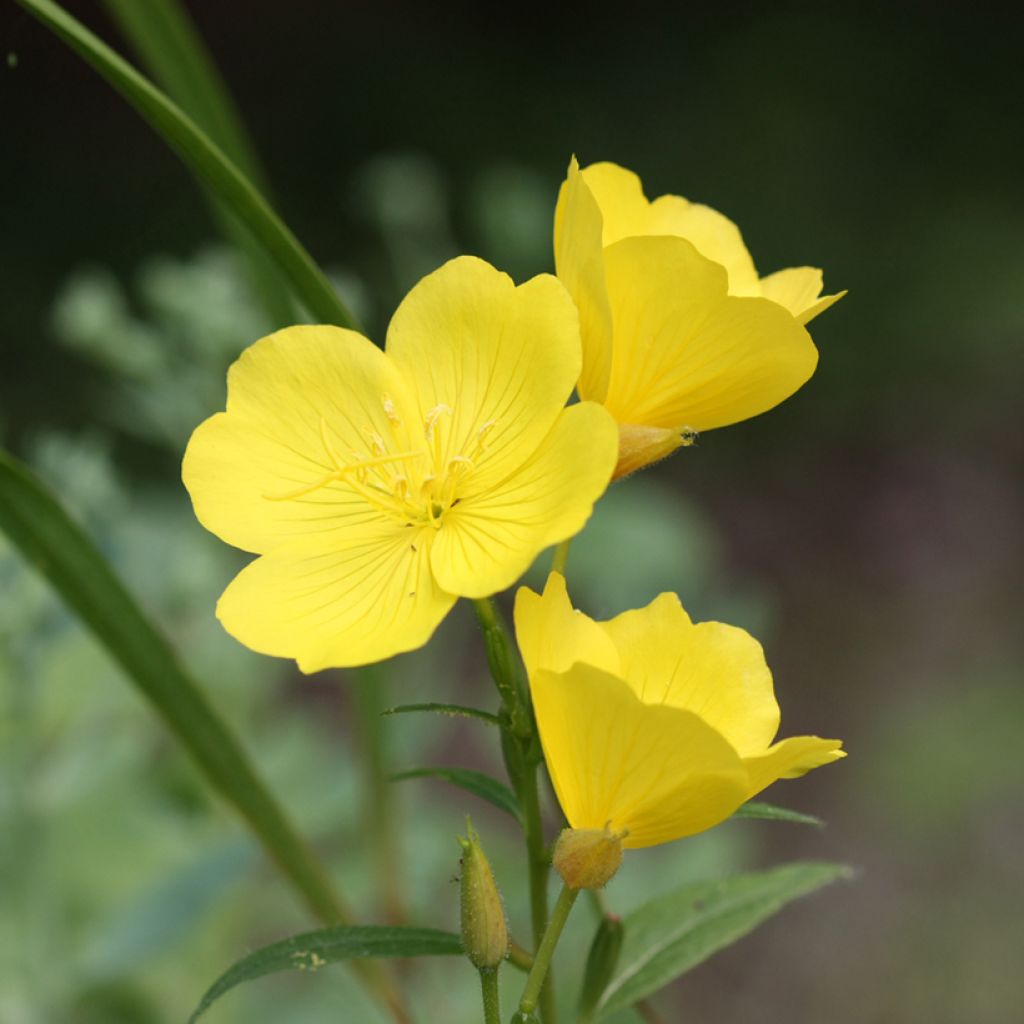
[518,885,579,1017]
[479,968,501,1024]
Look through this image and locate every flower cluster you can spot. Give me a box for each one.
[184,158,845,854]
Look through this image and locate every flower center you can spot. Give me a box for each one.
[265,396,494,529]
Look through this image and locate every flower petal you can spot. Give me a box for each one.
[215,524,455,672]
[743,735,846,798]
[647,194,761,296]
[759,267,846,325]
[513,572,619,681]
[385,255,582,495]
[554,158,615,402]
[182,325,421,554]
[531,663,748,849]
[575,161,651,245]
[602,594,780,757]
[601,235,818,431]
[429,402,617,597]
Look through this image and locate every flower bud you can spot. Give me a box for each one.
[613,423,696,480]
[458,819,509,970]
[578,913,624,1019]
[552,826,625,890]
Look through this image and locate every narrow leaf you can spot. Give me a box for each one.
[598,862,852,1016]
[732,801,823,827]
[15,0,355,329]
[391,766,521,821]
[382,702,501,726]
[189,925,462,1022]
[99,0,296,327]
[0,449,348,928]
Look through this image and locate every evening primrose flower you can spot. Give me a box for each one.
[514,573,844,849]
[183,257,617,671]
[554,158,845,476]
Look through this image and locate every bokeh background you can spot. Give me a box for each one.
[2,2,1023,1022]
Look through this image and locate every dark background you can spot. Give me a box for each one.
[2,3,1023,1022]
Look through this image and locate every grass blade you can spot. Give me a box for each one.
[0,453,355,947]
[14,0,356,330]
[99,0,296,327]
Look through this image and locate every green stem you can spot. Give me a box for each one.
[521,760,556,1023]
[353,669,405,924]
[472,598,530,738]
[479,968,501,1024]
[472,597,556,1020]
[508,941,534,972]
[15,0,357,330]
[518,886,579,1016]
[550,539,571,575]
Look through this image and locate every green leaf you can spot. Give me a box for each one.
[732,801,823,827]
[0,449,349,928]
[390,766,521,822]
[14,0,355,330]
[598,862,852,1016]
[382,702,501,726]
[99,0,295,327]
[188,925,463,1023]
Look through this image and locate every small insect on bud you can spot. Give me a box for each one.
[552,826,626,890]
[458,819,509,970]
[578,913,624,1018]
[613,423,695,480]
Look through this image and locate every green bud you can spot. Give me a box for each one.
[578,913,624,1019]
[458,819,509,970]
[552,826,625,890]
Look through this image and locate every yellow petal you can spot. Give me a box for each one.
[554,158,614,403]
[386,255,582,496]
[759,267,846,324]
[601,235,818,431]
[430,402,617,597]
[647,194,761,296]
[182,325,421,554]
[601,594,780,757]
[531,664,748,849]
[743,736,846,797]
[576,161,651,245]
[513,572,619,681]
[215,524,455,672]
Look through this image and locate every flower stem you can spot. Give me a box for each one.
[550,539,571,575]
[472,597,556,1020]
[472,597,530,738]
[479,968,501,1024]
[521,759,556,1022]
[518,885,579,1016]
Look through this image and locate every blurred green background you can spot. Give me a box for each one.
[2,2,1022,1022]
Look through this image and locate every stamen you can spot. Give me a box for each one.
[263,449,420,501]
[381,393,401,426]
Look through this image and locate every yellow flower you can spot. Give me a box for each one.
[554,158,845,476]
[183,257,618,671]
[514,573,844,848]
